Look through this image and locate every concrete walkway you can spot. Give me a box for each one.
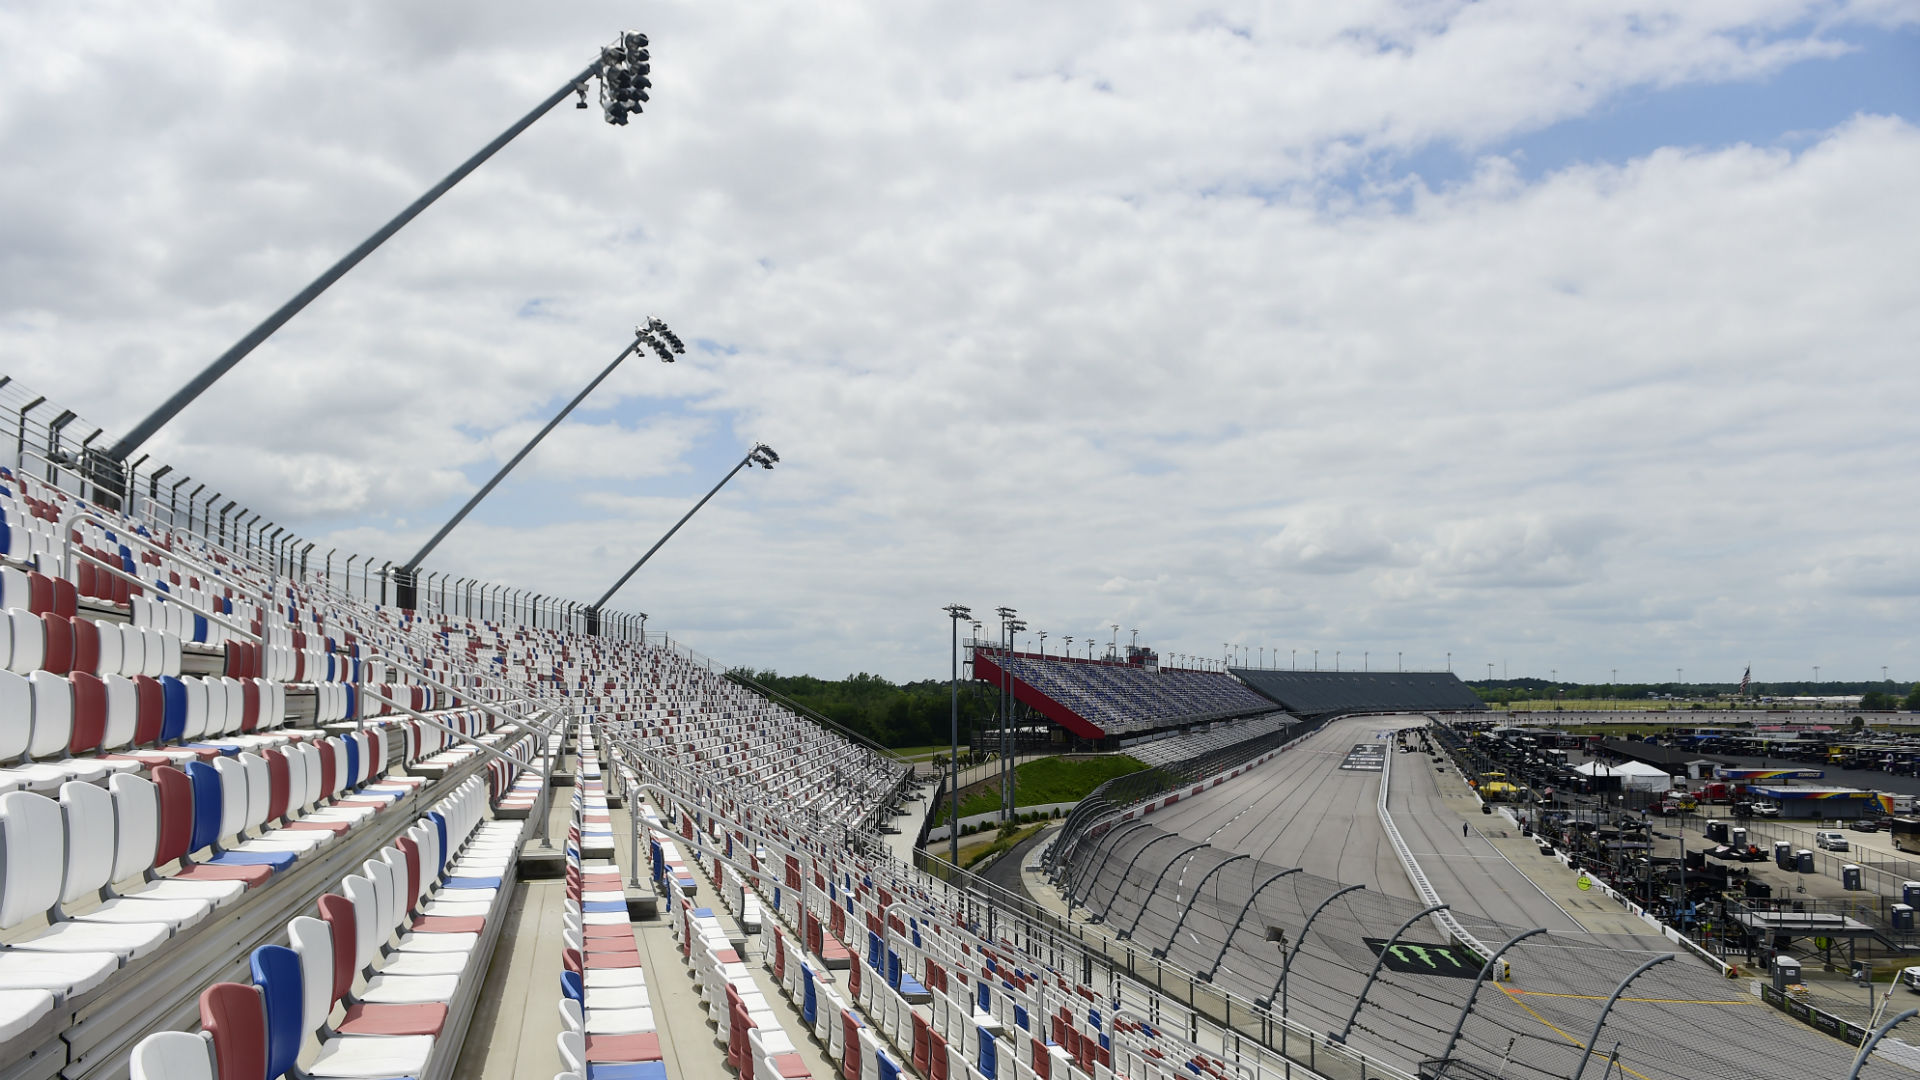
[452,782,844,1080]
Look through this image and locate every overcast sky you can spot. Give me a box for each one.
[3,2,1916,685]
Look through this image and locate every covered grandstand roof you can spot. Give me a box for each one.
[973,650,1276,738]
[1229,668,1485,717]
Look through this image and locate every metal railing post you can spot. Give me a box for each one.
[1335,903,1448,1042]
[1849,1008,1920,1080]
[1437,928,1549,1065]
[1156,853,1249,959]
[1263,883,1365,1013]
[1121,842,1209,939]
[1067,819,1154,909]
[1571,954,1673,1080]
[1201,866,1300,979]
[1092,831,1183,922]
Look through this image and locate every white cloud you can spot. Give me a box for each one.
[0,1,1915,683]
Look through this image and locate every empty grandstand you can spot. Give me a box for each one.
[1,382,1908,1080]
[973,649,1276,740]
[1122,713,1294,768]
[1230,668,1485,717]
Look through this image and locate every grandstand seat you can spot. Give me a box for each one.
[0,789,169,962]
[59,779,214,931]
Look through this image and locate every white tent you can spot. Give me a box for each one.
[1574,760,1673,792]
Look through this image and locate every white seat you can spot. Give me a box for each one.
[394,929,477,953]
[583,984,649,1010]
[1,789,169,961]
[376,950,468,977]
[60,780,211,931]
[0,987,55,1044]
[127,1030,215,1080]
[584,1006,655,1034]
[358,973,460,1004]
[307,1034,435,1079]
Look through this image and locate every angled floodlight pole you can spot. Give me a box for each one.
[395,318,682,610]
[944,603,973,868]
[89,30,659,506]
[588,442,777,623]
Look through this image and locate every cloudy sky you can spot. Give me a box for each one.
[2,2,1916,685]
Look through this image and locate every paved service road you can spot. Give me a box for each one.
[1386,730,1589,931]
[1149,714,1419,900]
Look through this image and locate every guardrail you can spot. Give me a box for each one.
[912,844,1418,1080]
[1045,715,1323,878]
[1376,743,1492,960]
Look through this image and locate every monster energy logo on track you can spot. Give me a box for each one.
[1362,937,1480,978]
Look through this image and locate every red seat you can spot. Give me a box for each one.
[585,1032,663,1062]
[583,950,643,969]
[336,1001,447,1037]
[41,613,73,675]
[71,618,100,675]
[51,576,77,619]
[411,915,485,934]
[200,982,268,1080]
[25,571,53,616]
[154,765,272,887]
[69,671,108,755]
[770,1052,813,1078]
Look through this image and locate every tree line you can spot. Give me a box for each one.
[729,669,1001,748]
[1467,679,1920,710]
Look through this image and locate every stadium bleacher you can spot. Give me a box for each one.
[0,384,1631,1080]
[1120,714,1292,768]
[972,651,1273,738]
[1228,668,1485,717]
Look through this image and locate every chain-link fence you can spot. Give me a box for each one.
[1061,817,1916,1079]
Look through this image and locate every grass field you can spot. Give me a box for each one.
[891,745,954,762]
[1492,699,1750,712]
[1561,723,1684,737]
[936,755,1147,822]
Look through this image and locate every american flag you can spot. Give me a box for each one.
[1740,665,1751,697]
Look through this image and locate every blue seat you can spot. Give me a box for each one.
[185,761,296,871]
[590,1064,667,1080]
[160,676,189,744]
[583,901,627,913]
[443,876,501,890]
[252,946,306,1080]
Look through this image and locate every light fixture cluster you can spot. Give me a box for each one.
[636,317,685,362]
[598,31,652,125]
[749,443,780,470]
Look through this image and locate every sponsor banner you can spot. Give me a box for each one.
[1339,744,1386,772]
[1760,982,1868,1046]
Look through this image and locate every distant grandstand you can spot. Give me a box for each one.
[1230,667,1486,717]
[971,649,1276,739]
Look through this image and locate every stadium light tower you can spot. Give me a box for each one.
[943,603,972,867]
[587,442,778,628]
[994,607,1024,822]
[88,31,659,506]
[394,319,682,610]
